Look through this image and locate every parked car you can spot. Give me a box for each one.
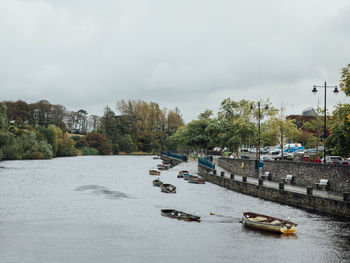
[308,148,316,154]
[260,155,274,161]
[283,143,304,153]
[342,158,350,166]
[269,147,280,155]
[261,147,269,154]
[240,155,250,159]
[321,156,344,164]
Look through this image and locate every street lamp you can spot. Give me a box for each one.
[250,101,269,161]
[312,82,339,163]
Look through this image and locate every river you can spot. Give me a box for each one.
[0,156,349,263]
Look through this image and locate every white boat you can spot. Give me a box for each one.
[242,212,297,234]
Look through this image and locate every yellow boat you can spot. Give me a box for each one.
[149,169,161,176]
[242,212,297,234]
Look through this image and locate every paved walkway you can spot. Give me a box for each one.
[176,159,345,201]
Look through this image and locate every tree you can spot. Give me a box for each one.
[326,103,350,157]
[0,103,8,130]
[4,100,29,125]
[36,125,62,157]
[57,133,78,156]
[87,115,101,132]
[340,64,350,96]
[302,107,327,154]
[100,106,120,141]
[117,134,136,153]
[269,106,300,159]
[0,131,23,160]
[220,118,256,156]
[18,132,53,159]
[198,109,213,120]
[85,132,112,155]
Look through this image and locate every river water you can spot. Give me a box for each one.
[0,156,349,263]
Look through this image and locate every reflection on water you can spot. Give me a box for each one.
[75,185,130,199]
[241,224,298,239]
[0,156,349,263]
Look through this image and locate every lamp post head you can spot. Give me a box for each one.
[264,105,269,110]
[312,86,318,94]
[250,104,254,110]
[333,86,339,95]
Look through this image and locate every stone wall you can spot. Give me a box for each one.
[198,166,350,219]
[161,155,183,166]
[219,157,350,192]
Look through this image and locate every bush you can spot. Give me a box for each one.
[80,147,99,156]
[57,133,78,157]
[75,137,89,148]
[23,151,45,159]
[85,132,112,155]
[116,135,136,153]
[112,144,120,155]
[2,143,23,160]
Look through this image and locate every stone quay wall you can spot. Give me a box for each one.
[161,155,183,166]
[198,166,350,219]
[218,157,350,192]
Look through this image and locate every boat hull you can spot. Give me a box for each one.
[188,178,205,184]
[152,179,163,187]
[161,209,200,222]
[160,184,176,193]
[149,170,161,176]
[242,212,297,234]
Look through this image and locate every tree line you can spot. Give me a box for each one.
[167,65,350,159]
[0,99,184,160]
[1,65,349,161]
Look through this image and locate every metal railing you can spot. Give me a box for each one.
[162,151,188,162]
[198,157,215,170]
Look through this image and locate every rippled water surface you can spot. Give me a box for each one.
[0,156,350,263]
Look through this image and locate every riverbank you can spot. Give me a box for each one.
[198,165,350,219]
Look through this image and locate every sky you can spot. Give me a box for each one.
[1,0,350,122]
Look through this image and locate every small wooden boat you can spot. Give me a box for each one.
[157,164,170,170]
[149,169,161,176]
[188,177,205,184]
[184,174,198,181]
[242,212,297,234]
[161,209,200,222]
[178,170,189,178]
[152,178,163,187]
[160,183,176,193]
[153,156,161,160]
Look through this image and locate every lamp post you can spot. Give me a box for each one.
[250,101,269,161]
[312,82,339,163]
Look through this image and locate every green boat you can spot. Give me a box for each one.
[153,178,163,187]
[161,209,200,222]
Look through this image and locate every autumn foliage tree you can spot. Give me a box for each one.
[85,132,112,155]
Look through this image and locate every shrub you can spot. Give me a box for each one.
[80,147,99,156]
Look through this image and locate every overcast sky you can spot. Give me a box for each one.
[1,0,350,122]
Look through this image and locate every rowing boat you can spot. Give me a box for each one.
[242,212,297,234]
[149,169,161,176]
[160,183,176,193]
[161,209,200,222]
[188,177,205,184]
[184,174,198,181]
[177,170,189,178]
[152,178,163,187]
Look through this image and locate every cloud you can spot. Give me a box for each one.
[1,0,350,121]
